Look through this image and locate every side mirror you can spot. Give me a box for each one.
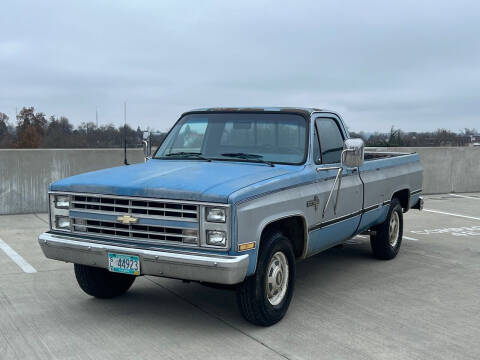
[142,131,152,161]
[342,138,364,167]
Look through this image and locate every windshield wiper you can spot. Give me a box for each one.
[164,152,211,161]
[220,152,274,167]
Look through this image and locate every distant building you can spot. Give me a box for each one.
[469,134,480,143]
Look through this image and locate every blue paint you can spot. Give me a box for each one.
[243,248,258,276]
[356,206,389,234]
[307,216,362,256]
[137,217,197,229]
[51,160,302,204]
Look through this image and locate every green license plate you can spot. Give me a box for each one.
[108,253,140,275]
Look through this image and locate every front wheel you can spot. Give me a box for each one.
[74,264,136,299]
[236,232,295,326]
[370,198,403,260]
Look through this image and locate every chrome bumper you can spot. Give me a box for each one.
[412,196,424,210]
[38,232,249,285]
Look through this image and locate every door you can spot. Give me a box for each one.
[306,116,363,256]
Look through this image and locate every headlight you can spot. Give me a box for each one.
[55,216,70,230]
[206,207,226,223]
[50,193,71,232]
[202,205,229,249]
[206,230,226,247]
[55,195,70,209]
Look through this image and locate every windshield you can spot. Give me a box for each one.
[154,113,308,165]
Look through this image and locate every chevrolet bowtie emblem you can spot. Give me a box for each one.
[117,215,138,225]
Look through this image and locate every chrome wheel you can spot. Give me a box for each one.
[265,251,289,306]
[389,211,400,247]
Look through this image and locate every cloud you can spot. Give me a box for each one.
[1,0,479,132]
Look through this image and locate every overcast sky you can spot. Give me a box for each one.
[1,0,479,133]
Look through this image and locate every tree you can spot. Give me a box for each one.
[16,107,47,148]
[0,112,15,148]
[366,132,389,147]
[0,112,8,138]
[388,126,403,147]
[1,106,165,148]
[349,131,367,142]
[136,126,143,140]
[42,116,74,148]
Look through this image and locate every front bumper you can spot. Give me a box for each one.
[38,232,249,285]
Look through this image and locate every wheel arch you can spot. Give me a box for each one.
[258,214,308,260]
[391,188,410,212]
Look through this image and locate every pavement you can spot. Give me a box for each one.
[0,193,479,360]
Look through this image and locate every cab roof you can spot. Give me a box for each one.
[182,107,324,118]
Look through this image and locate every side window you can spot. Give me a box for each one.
[315,118,344,164]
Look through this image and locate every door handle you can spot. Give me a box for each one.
[316,166,340,172]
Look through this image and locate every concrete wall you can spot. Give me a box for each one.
[367,147,480,195]
[0,149,144,215]
[1,147,479,215]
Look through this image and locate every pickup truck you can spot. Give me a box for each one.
[39,107,423,326]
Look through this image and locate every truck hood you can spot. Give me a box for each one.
[50,160,302,203]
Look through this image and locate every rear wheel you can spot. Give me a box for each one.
[370,198,403,260]
[236,232,295,326]
[74,264,136,299]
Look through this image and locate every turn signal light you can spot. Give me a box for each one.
[238,242,255,251]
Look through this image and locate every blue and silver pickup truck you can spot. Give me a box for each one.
[39,107,423,326]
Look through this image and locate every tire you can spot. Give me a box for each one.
[370,198,403,260]
[74,264,136,299]
[236,231,295,326]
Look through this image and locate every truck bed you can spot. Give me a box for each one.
[355,151,423,234]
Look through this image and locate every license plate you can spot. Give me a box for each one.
[108,253,140,275]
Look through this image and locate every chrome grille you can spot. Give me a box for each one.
[70,194,199,247]
[71,218,197,244]
[71,195,198,221]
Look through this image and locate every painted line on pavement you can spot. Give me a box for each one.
[355,234,418,241]
[424,209,480,221]
[449,193,480,200]
[0,237,37,273]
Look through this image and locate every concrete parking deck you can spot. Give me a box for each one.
[1,194,479,359]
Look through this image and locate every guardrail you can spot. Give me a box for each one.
[1,147,479,215]
[367,147,480,195]
[0,149,144,215]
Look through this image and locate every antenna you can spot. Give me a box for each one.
[95,107,98,127]
[123,101,129,165]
